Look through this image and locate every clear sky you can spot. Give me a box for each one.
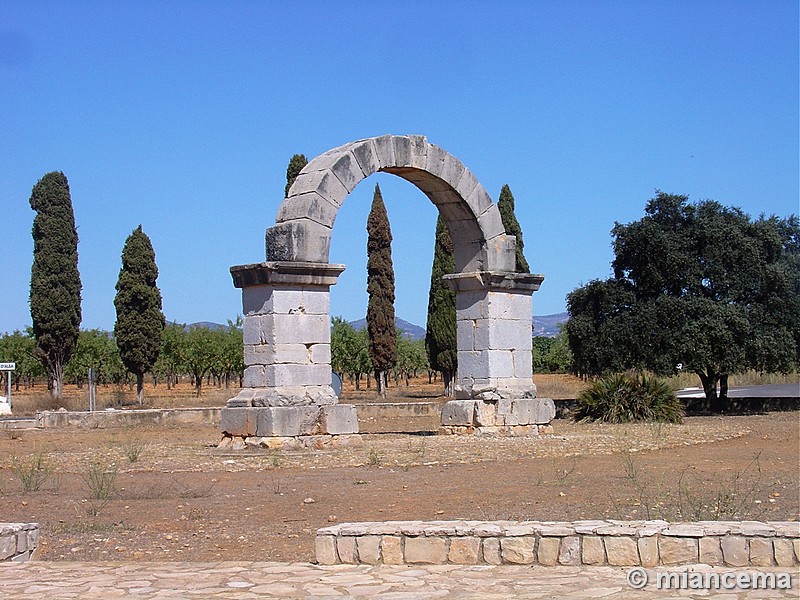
[1,1,797,335]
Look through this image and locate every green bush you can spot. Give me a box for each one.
[574,372,683,424]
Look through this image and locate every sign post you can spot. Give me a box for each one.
[0,362,15,413]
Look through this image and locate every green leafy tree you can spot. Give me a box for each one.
[566,192,800,412]
[0,330,44,390]
[366,184,397,397]
[183,325,219,397]
[154,322,186,389]
[497,184,530,273]
[65,329,121,388]
[285,153,308,196]
[114,225,165,405]
[29,171,82,400]
[426,215,458,396]
[533,331,573,374]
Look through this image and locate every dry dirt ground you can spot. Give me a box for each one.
[0,405,797,564]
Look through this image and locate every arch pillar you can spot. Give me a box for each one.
[441,271,556,432]
[220,261,359,441]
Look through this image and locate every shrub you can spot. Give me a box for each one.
[574,372,683,424]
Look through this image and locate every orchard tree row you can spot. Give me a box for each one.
[0,322,244,397]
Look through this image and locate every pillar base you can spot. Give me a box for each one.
[226,386,338,408]
[220,404,359,439]
[218,433,362,451]
[440,397,555,429]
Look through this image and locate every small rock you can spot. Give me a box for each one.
[327,515,337,522]
[303,497,315,504]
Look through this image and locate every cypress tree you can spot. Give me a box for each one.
[497,184,531,273]
[29,171,82,400]
[366,183,396,397]
[114,225,165,405]
[285,153,308,196]
[425,215,457,396]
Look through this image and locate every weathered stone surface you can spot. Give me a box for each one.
[381,536,403,565]
[558,536,581,565]
[537,537,560,566]
[404,536,447,564]
[773,538,797,567]
[265,220,331,263]
[511,399,556,425]
[0,536,15,560]
[699,537,723,565]
[336,537,356,564]
[255,406,320,437]
[219,408,258,437]
[440,400,476,426]
[315,536,338,565]
[482,538,501,565]
[748,537,774,566]
[448,537,480,564]
[356,535,381,565]
[604,537,640,566]
[721,536,748,567]
[500,537,535,564]
[582,536,605,565]
[320,405,358,435]
[637,537,659,567]
[659,537,698,565]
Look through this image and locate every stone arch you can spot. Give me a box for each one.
[267,135,515,273]
[221,135,552,442]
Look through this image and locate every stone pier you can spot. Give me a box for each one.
[220,261,359,447]
[440,270,554,434]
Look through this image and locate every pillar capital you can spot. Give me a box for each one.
[443,271,544,293]
[230,261,346,289]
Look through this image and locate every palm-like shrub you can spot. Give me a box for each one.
[574,372,683,424]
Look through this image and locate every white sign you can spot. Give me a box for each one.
[0,363,15,370]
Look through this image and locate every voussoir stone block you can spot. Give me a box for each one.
[404,536,447,564]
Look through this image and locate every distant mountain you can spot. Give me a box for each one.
[533,312,568,338]
[183,321,228,331]
[179,313,568,340]
[349,317,426,340]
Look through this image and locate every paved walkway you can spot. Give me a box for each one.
[0,562,797,599]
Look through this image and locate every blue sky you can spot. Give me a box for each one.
[1,1,797,334]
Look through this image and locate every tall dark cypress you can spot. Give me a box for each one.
[114,225,165,405]
[29,171,82,400]
[425,215,457,396]
[366,184,396,397]
[497,184,531,273]
[285,154,308,196]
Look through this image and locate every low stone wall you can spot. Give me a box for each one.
[1,524,39,562]
[315,520,800,567]
[36,407,222,429]
[355,402,441,433]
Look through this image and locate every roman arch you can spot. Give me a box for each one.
[220,135,554,442]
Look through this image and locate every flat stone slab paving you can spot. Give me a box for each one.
[0,561,797,598]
